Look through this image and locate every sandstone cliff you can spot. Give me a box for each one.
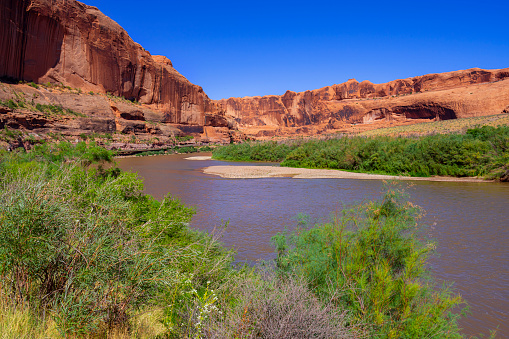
[217,68,509,137]
[1,0,507,143]
[0,0,241,145]
[0,0,228,125]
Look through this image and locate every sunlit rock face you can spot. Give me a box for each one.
[0,0,225,125]
[216,68,509,137]
[1,0,508,140]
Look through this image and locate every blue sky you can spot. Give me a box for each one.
[85,0,509,100]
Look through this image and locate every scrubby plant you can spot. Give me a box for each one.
[272,186,465,338]
[176,135,195,142]
[204,270,359,339]
[199,146,214,152]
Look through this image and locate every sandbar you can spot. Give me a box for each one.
[203,165,491,182]
[185,156,213,160]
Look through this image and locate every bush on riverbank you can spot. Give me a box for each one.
[212,140,298,162]
[0,143,234,337]
[212,126,509,179]
[0,143,468,338]
[273,186,465,338]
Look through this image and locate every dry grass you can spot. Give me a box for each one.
[0,291,166,339]
[0,291,60,339]
[359,114,509,137]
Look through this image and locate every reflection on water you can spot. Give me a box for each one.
[117,153,509,337]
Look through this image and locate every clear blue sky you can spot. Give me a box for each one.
[85,0,509,100]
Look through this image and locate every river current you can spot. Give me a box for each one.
[117,153,509,337]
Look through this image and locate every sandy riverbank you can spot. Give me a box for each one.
[185,156,213,160]
[203,165,491,182]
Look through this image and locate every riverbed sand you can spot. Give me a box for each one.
[185,156,213,160]
[203,165,491,182]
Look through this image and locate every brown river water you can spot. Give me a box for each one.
[117,153,509,337]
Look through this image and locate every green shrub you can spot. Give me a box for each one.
[6,99,18,110]
[176,135,194,142]
[214,126,509,178]
[212,140,297,162]
[272,187,465,338]
[199,146,214,152]
[0,143,234,336]
[178,146,198,153]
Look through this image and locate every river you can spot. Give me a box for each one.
[117,153,509,337]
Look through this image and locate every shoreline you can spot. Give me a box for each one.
[203,165,492,182]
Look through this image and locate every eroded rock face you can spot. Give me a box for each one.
[0,0,221,126]
[217,68,509,137]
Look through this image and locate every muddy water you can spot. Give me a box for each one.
[117,153,509,337]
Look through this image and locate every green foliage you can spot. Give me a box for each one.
[0,96,86,117]
[272,187,465,338]
[212,140,298,162]
[213,126,509,178]
[0,142,234,336]
[175,135,194,142]
[34,103,86,117]
[28,82,39,89]
[177,146,198,153]
[79,132,114,141]
[0,142,114,169]
[0,142,482,337]
[199,146,214,152]
[0,99,19,110]
[0,126,22,141]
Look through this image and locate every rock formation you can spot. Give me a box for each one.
[217,68,509,137]
[0,0,241,145]
[1,0,507,144]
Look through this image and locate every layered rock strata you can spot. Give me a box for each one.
[0,82,244,150]
[217,68,509,137]
[0,0,239,144]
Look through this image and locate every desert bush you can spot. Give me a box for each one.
[272,187,465,338]
[204,271,359,339]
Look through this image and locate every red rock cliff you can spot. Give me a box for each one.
[217,68,509,137]
[0,0,220,125]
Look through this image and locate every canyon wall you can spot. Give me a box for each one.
[217,68,509,137]
[1,0,507,142]
[0,0,223,126]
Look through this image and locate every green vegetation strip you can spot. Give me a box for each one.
[213,126,509,179]
[0,97,86,117]
[0,142,475,337]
